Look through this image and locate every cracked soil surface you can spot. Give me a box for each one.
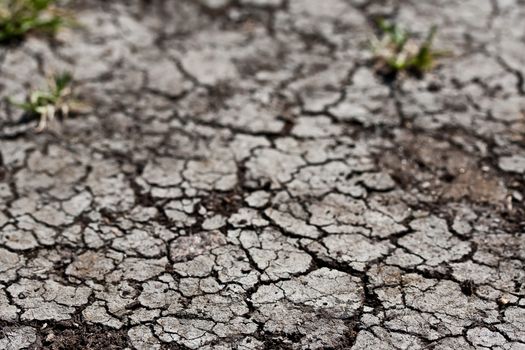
[1,0,525,349]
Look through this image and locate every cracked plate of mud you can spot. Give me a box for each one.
[0,0,524,349]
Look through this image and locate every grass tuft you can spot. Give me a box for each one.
[0,0,71,44]
[9,72,88,131]
[370,19,443,78]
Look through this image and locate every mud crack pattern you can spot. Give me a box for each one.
[0,0,524,349]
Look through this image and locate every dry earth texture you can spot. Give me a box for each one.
[0,0,524,349]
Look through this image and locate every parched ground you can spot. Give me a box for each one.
[0,0,524,349]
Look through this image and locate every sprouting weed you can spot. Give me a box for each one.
[10,72,88,131]
[370,19,442,77]
[0,0,72,44]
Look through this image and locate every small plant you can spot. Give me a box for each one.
[0,0,70,44]
[370,19,441,77]
[10,72,87,131]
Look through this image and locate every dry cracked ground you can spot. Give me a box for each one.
[0,0,524,349]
